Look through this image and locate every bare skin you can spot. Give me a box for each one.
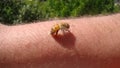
[0,13,120,68]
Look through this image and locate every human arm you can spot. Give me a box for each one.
[0,14,120,68]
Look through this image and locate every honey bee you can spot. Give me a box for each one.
[51,23,70,35]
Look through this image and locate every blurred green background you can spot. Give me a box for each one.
[0,0,120,25]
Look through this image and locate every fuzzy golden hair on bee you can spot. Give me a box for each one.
[50,24,60,35]
[50,23,70,36]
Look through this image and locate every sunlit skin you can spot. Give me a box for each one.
[0,13,120,68]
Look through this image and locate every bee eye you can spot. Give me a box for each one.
[65,24,70,28]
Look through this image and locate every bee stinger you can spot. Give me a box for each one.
[50,23,70,35]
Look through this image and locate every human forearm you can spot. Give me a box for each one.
[0,14,120,68]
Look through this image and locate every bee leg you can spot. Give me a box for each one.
[55,30,59,35]
[61,29,65,34]
[60,28,64,33]
[66,29,70,32]
[63,29,70,35]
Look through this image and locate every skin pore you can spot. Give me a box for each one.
[0,13,120,68]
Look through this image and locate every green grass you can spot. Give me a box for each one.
[114,4,120,13]
[0,0,119,25]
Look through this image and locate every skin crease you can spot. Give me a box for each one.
[0,13,120,68]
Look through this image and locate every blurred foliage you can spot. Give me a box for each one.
[114,4,120,13]
[0,0,118,25]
